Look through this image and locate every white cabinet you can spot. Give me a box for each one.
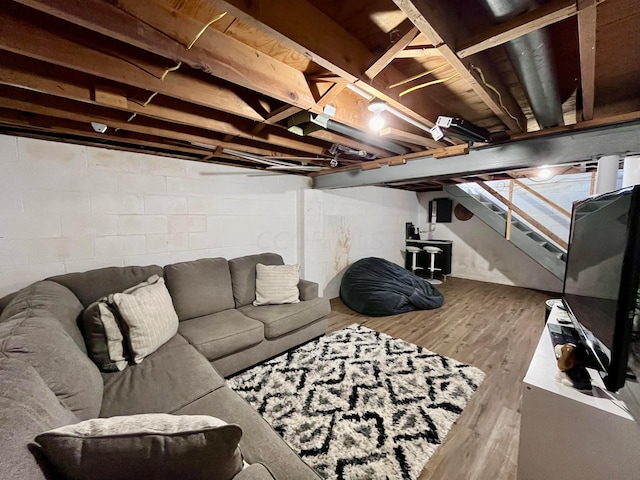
[517,306,640,480]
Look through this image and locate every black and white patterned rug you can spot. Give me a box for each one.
[227,324,485,480]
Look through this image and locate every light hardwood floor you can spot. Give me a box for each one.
[327,276,554,480]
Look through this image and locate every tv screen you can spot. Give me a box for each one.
[562,185,640,392]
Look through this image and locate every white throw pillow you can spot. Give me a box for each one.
[254,263,300,306]
[111,276,179,363]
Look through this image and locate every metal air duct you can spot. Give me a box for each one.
[479,0,564,128]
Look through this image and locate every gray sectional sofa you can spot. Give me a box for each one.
[0,252,330,480]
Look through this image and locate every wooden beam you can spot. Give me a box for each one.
[210,0,450,130]
[251,105,301,134]
[310,144,469,176]
[457,0,577,58]
[0,86,308,159]
[364,25,420,80]
[379,127,441,149]
[0,53,326,156]
[392,0,526,133]
[0,9,265,121]
[577,0,598,121]
[14,0,317,110]
[395,47,443,59]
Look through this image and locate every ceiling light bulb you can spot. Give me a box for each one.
[369,113,385,131]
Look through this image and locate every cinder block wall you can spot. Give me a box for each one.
[0,134,421,298]
[0,135,308,296]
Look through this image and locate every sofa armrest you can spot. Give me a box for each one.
[233,464,277,480]
[297,278,318,301]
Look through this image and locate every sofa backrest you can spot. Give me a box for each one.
[0,357,80,480]
[164,258,235,321]
[0,281,104,421]
[47,265,163,308]
[0,281,87,354]
[228,253,284,308]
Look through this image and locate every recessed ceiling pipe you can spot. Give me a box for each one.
[479,0,564,128]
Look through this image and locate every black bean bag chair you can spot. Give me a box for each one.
[340,257,444,316]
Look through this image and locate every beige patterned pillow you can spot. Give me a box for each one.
[111,276,179,363]
[253,263,300,306]
[35,414,244,480]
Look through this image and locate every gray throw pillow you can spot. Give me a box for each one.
[82,300,128,372]
[35,413,244,480]
[111,276,179,364]
[254,263,300,306]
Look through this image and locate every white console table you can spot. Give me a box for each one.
[517,305,640,480]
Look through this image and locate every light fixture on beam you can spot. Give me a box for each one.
[367,99,387,131]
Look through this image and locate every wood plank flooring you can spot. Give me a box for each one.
[327,277,554,480]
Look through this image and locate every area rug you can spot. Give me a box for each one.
[227,324,485,480]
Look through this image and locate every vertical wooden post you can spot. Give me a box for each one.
[590,170,596,195]
[506,179,514,240]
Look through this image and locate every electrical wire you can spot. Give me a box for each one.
[160,62,182,81]
[470,65,522,131]
[389,63,450,89]
[399,73,459,97]
[126,12,226,124]
[186,12,227,49]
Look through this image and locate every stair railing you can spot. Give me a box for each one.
[477,180,568,250]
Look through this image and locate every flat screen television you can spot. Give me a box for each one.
[562,184,640,392]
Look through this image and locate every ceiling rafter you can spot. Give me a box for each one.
[0,85,324,161]
[209,0,451,130]
[13,0,317,111]
[364,24,420,80]
[456,0,578,58]
[392,0,527,133]
[0,8,265,121]
[0,58,327,156]
[577,0,598,121]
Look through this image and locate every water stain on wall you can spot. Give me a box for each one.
[334,218,351,272]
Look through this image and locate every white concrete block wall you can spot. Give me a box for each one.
[0,135,312,297]
[303,187,421,298]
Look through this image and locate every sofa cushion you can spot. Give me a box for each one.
[100,334,225,418]
[164,258,235,320]
[174,386,321,480]
[229,253,284,308]
[82,300,129,372]
[36,414,244,480]
[111,276,179,364]
[178,310,264,361]
[234,464,277,480]
[254,263,300,306]
[239,297,331,339]
[0,358,80,480]
[0,281,86,354]
[0,310,103,420]
[47,265,163,307]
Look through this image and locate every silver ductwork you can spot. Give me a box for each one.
[480,0,564,128]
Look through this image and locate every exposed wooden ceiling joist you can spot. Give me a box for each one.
[577,0,598,121]
[456,0,578,58]
[392,0,527,133]
[209,0,451,129]
[13,0,317,110]
[0,0,638,191]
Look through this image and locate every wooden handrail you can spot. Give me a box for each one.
[477,182,568,250]
[511,178,571,218]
